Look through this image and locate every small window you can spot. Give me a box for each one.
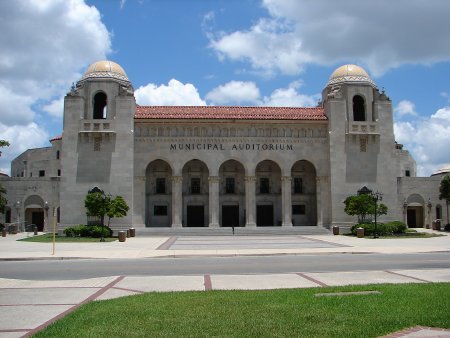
[225,177,235,194]
[353,95,366,121]
[155,178,166,194]
[30,172,32,177]
[56,150,60,159]
[292,205,306,215]
[39,170,45,177]
[57,169,61,176]
[191,178,201,194]
[93,92,107,119]
[405,170,410,177]
[154,205,168,216]
[259,178,270,194]
[293,177,303,194]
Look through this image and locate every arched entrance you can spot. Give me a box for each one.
[291,160,317,226]
[255,160,281,226]
[24,195,45,231]
[219,159,245,227]
[145,160,172,227]
[406,194,424,228]
[182,159,209,227]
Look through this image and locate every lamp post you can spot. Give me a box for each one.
[88,187,106,242]
[15,200,21,233]
[371,191,383,239]
[44,201,49,232]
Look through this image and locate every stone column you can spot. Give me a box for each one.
[281,176,292,226]
[316,176,324,227]
[171,176,183,227]
[245,176,257,227]
[208,176,220,227]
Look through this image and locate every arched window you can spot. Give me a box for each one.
[353,95,366,121]
[93,92,107,119]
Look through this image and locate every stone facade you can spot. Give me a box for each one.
[1,61,448,232]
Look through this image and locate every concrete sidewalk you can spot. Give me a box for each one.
[0,229,449,260]
[1,269,450,337]
[1,230,450,337]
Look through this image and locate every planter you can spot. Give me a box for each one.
[129,228,135,237]
[1,229,6,237]
[356,227,365,238]
[118,230,126,242]
[332,226,339,235]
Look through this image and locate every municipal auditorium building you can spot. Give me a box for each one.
[1,61,448,233]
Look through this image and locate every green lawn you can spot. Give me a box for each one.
[34,283,450,337]
[18,233,117,243]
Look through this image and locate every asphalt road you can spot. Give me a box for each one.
[1,252,450,280]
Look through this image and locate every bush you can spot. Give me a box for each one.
[63,224,112,238]
[445,224,450,232]
[351,221,407,236]
[90,225,112,238]
[351,223,375,236]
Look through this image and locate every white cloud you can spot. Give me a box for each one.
[135,79,206,106]
[42,97,65,118]
[0,85,35,126]
[205,80,319,107]
[0,0,111,174]
[262,81,319,107]
[0,123,49,175]
[209,0,450,76]
[394,106,450,176]
[206,81,260,105]
[394,100,418,117]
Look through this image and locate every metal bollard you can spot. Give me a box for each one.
[33,225,38,236]
[129,228,135,237]
[118,230,126,242]
[356,227,365,238]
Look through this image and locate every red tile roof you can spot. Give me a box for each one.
[49,134,62,142]
[135,106,326,121]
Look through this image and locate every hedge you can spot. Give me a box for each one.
[64,224,112,238]
[351,221,407,236]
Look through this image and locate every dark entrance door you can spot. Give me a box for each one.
[32,211,45,231]
[222,205,239,227]
[257,205,274,226]
[187,206,204,227]
[407,209,417,228]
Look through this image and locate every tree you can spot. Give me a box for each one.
[439,174,450,225]
[85,191,109,227]
[0,140,9,227]
[344,194,388,224]
[106,195,129,227]
[0,184,7,215]
[85,192,129,228]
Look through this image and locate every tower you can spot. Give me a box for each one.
[60,61,135,229]
[322,64,397,226]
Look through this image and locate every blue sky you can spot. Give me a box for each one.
[1,0,450,176]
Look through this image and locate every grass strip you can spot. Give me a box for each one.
[34,283,450,337]
[18,233,117,242]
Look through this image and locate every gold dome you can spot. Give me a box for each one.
[79,60,129,83]
[327,64,375,87]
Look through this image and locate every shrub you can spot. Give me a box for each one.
[351,223,374,236]
[350,221,407,236]
[445,224,450,232]
[89,225,112,238]
[63,227,75,237]
[63,224,112,238]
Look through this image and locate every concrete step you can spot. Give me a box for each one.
[135,226,331,236]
